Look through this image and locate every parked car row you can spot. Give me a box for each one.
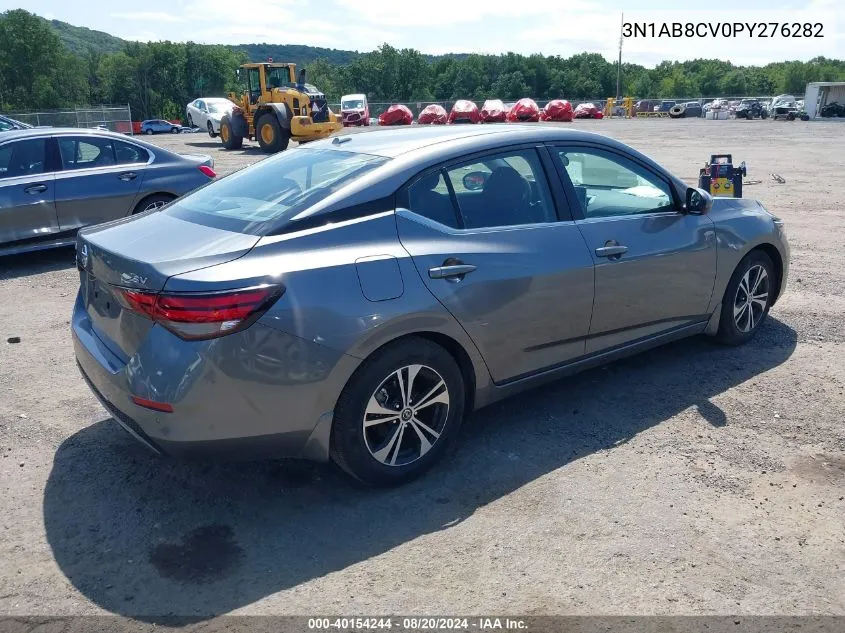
[375,98,596,126]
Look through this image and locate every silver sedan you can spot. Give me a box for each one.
[72,125,789,486]
[0,128,215,256]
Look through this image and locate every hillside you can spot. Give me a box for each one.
[43,16,471,68]
[44,16,365,66]
[234,43,360,67]
[49,18,125,55]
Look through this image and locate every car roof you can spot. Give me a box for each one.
[0,127,172,152]
[342,94,366,100]
[308,124,626,159]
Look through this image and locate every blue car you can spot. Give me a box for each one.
[140,119,181,135]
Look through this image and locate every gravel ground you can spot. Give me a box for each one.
[0,119,844,618]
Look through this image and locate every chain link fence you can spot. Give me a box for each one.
[8,105,134,134]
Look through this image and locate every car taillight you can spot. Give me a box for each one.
[117,285,283,340]
[198,165,216,178]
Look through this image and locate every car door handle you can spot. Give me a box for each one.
[118,172,137,181]
[429,264,477,280]
[24,184,48,194]
[595,245,628,258]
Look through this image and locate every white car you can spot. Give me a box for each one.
[185,98,234,137]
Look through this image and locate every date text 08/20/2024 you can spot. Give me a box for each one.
[308,617,528,631]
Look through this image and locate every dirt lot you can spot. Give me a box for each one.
[1,119,844,618]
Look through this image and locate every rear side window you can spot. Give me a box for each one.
[164,148,388,234]
[115,141,149,165]
[447,150,556,228]
[407,171,458,228]
[0,138,48,179]
[407,148,557,229]
[59,137,116,170]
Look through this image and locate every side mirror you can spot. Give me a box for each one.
[686,187,712,214]
[463,171,488,191]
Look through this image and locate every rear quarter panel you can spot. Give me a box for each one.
[136,160,209,202]
[163,212,494,411]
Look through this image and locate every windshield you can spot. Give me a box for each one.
[266,66,292,90]
[207,103,231,113]
[164,149,389,234]
[342,100,364,110]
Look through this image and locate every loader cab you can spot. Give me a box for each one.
[239,63,297,105]
[246,67,261,104]
[263,64,297,93]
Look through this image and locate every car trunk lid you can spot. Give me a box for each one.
[77,211,260,360]
[177,152,214,168]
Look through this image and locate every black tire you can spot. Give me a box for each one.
[800,114,810,121]
[219,115,243,150]
[187,114,194,127]
[714,250,776,346]
[132,193,175,215]
[145,129,153,135]
[330,337,466,487]
[669,104,685,118]
[255,114,290,154]
[207,121,217,138]
[761,110,768,119]
[171,126,179,134]
[787,112,796,121]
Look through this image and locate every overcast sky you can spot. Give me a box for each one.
[5,0,843,66]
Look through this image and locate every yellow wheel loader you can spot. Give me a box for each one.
[219,62,342,153]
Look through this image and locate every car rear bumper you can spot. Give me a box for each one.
[71,292,359,461]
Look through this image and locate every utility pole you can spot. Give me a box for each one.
[616,12,623,101]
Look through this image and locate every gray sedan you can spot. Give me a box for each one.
[72,125,789,486]
[0,128,215,256]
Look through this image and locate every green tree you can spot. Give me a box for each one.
[720,70,747,96]
[0,9,89,110]
[491,71,531,100]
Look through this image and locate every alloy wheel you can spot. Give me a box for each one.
[143,200,168,212]
[362,364,450,467]
[733,264,769,333]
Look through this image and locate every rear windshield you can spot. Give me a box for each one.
[164,148,388,234]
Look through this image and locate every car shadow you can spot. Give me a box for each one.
[0,246,75,281]
[181,140,267,155]
[43,319,797,619]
